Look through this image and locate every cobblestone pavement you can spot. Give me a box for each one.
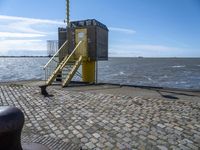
[0,84,200,150]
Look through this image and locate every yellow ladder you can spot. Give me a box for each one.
[46,41,82,86]
[62,56,83,87]
[46,55,69,85]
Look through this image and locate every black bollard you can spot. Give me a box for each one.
[39,85,53,97]
[39,85,49,96]
[0,106,24,150]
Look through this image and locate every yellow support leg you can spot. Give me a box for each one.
[82,61,96,83]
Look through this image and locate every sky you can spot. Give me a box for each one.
[0,0,200,57]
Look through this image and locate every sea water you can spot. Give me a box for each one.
[0,57,199,90]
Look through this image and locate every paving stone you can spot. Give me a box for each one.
[75,125,82,130]
[77,133,83,138]
[113,126,120,131]
[81,137,88,143]
[105,142,114,148]
[85,142,96,149]
[90,138,98,144]
[93,133,100,139]
[0,85,199,150]
[122,137,131,142]
[72,130,79,135]
[132,127,139,131]
[148,135,157,140]
[139,135,147,141]
[174,126,184,131]
[157,145,168,150]
[187,143,199,150]
[157,124,166,129]
[63,130,69,135]
[116,142,126,149]
[178,144,190,150]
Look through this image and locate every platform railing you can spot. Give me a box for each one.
[43,40,68,81]
[45,41,83,85]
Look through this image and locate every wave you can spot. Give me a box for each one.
[171,65,185,68]
[1,57,200,90]
[120,71,125,75]
[144,76,153,81]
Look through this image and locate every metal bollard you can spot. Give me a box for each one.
[0,106,24,150]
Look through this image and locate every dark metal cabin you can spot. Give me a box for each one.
[58,19,109,61]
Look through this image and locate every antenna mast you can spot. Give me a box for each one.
[66,0,70,27]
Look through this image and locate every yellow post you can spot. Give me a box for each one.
[82,61,96,83]
[75,28,96,83]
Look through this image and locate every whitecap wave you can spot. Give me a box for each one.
[172,65,185,68]
[120,71,125,75]
[144,76,153,81]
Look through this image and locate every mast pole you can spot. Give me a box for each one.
[66,0,70,27]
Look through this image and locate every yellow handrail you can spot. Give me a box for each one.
[60,40,82,70]
[45,40,82,85]
[43,40,68,69]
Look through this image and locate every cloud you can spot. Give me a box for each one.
[0,15,64,25]
[109,44,181,57]
[0,15,65,53]
[109,27,136,34]
[0,32,45,38]
[0,15,138,54]
[110,44,179,52]
[0,39,45,52]
[115,44,179,51]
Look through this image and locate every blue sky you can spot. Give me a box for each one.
[0,0,200,57]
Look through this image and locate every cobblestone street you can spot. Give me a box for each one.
[0,83,199,149]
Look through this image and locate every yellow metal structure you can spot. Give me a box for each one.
[82,61,96,83]
[75,29,88,58]
[45,28,97,86]
[46,41,82,86]
[44,0,108,86]
[75,29,96,83]
[46,54,68,85]
[62,56,83,87]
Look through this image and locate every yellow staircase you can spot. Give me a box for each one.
[45,41,83,87]
[62,56,83,87]
[46,54,68,85]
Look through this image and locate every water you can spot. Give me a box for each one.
[0,57,48,81]
[98,58,200,90]
[0,57,199,90]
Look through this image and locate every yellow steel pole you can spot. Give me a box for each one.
[82,61,96,83]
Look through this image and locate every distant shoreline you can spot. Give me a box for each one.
[0,56,50,58]
[0,56,199,59]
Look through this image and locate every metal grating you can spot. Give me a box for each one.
[47,40,58,56]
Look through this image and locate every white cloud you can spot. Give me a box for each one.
[0,15,138,54]
[109,27,136,34]
[0,15,65,53]
[0,15,65,35]
[0,39,45,51]
[0,32,45,38]
[111,44,179,51]
[0,15,64,25]
[136,44,179,51]
[109,44,181,57]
